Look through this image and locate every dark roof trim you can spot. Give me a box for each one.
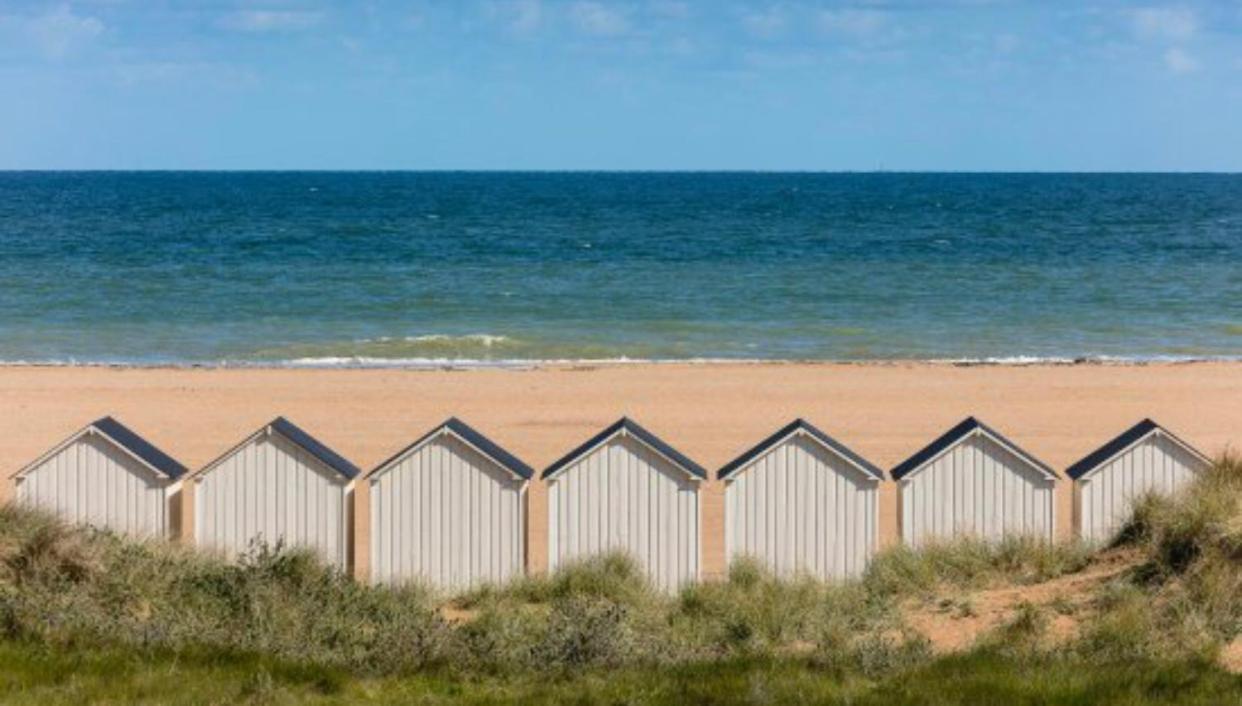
[92,416,188,480]
[268,417,360,480]
[368,417,533,480]
[890,416,1056,481]
[542,417,707,480]
[1065,419,1207,480]
[717,419,884,481]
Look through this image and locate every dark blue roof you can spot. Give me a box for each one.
[890,416,1055,481]
[370,417,533,480]
[1065,419,1204,480]
[542,417,707,480]
[92,416,188,480]
[269,417,360,480]
[717,419,884,481]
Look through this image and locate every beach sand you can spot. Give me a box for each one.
[2,362,1239,578]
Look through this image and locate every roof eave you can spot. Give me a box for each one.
[718,420,884,481]
[1067,420,1210,480]
[542,418,706,481]
[891,418,1056,482]
[366,419,533,481]
[12,420,183,482]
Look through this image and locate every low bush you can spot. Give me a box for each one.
[0,454,1237,678]
[862,534,1092,597]
[1076,453,1242,662]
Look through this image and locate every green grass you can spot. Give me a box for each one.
[1077,452,1242,661]
[0,640,1237,705]
[861,534,1094,598]
[0,456,1239,701]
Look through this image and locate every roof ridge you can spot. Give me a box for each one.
[542,417,706,480]
[891,416,1053,481]
[718,418,883,481]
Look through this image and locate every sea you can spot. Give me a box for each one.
[0,172,1238,367]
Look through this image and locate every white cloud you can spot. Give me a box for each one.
[219,10,324,33]
[740,7,786,39]
[483,0,542,36]
[1163,46,1199,73]
[14,4,104,58]
[569,2,630,36]
[818,9,888,37]
[1129,7,1197,41]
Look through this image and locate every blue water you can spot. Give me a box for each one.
[0,172,1239,365]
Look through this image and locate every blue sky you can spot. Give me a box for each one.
[1,1,1241,170]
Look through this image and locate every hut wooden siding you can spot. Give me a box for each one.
[721,420,882,580]
[12,417,184,538]
[367,419,530,589]
[1070,420,1209,544]
[894,418,1056,546]
[193,418,356,569]
[545,418,703,592]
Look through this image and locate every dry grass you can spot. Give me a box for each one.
[0,454,1238,681]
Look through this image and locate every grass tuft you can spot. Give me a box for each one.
[0,453,1238,686]
[862,534,1092,597]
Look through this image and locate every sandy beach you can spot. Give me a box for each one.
[2,361,1239,576]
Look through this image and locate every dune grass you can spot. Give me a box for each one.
[1075,452,1242,661]
[861,534,1095,598]
[0,455,1238,701]
[0,640,1236,705]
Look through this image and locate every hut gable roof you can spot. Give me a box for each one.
[717,418,884,481]
[890,416,1056,482]
[367,417,533,481]
[13,416,188,481]
[196,417,359,481]
[542,417,706,481]
[1065,419,1209,480]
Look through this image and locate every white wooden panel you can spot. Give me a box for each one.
[16,433,170,537]
[547,434,699,591]
[725,434,878,580]
[1078,434,1207,544]
[900,433,1054,546]
[369,433,525,589]
[195,432,349,569]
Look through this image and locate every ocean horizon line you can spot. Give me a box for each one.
[4,169,1242,176]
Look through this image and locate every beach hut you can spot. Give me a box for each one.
[11,416,186,537]
[719,419,884,580]
[192,417,357,569]
[892,417,1057,546]
[544,417,704,591]
[1068,419,1209,544]
[366,418,532,588]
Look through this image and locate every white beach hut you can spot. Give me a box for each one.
[366,417,531,588]
[1068,419,1209,544]
[544,417,704,591]
[719,419,883,580]
[893,417,1057,546]
[12,416,186,537]
[192,417,358,569]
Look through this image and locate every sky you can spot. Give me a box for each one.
[1,1,1241,170]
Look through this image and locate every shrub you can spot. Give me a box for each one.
[1076,454,1242,661]
[863,535,1091,597]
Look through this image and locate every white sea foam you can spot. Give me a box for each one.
[2,353,1237,370]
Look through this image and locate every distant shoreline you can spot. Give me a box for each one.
[0,356,1237,371]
